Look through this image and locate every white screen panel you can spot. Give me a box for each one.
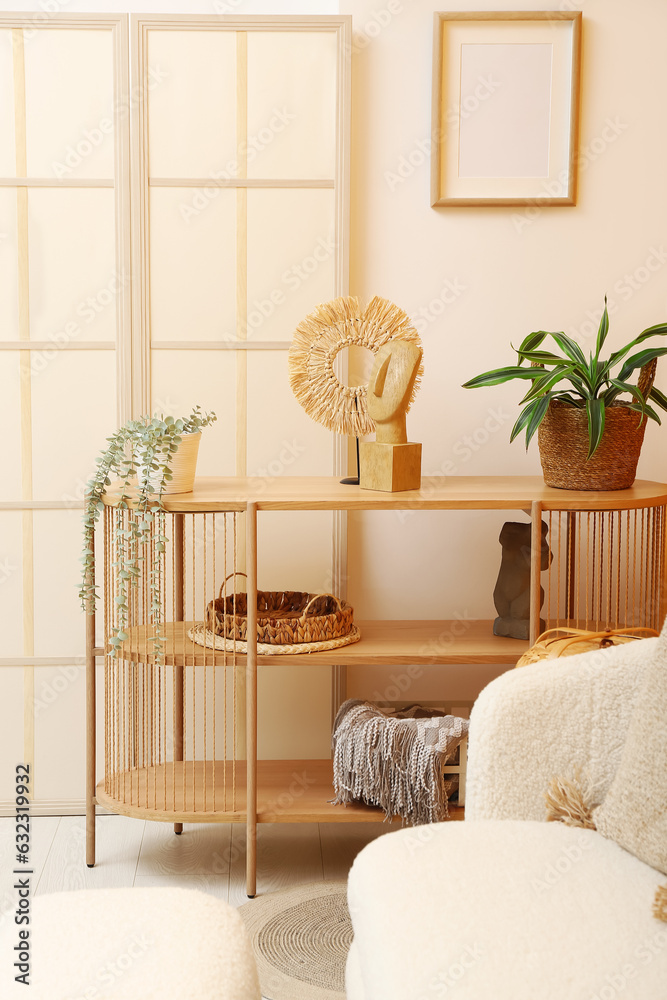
[0,353,21,500]
[0,668,24,799]
[246,351,334,476]
[31,351,116,501]
[34,663,85,800]
[28,188,117,343]
[0,189,19,340]
[150,351,237,478]
[147,30,237,179]
[0,513,23,657]
[24,29,114,179]
[247,32,336,180]
[32,511,83,657]
[0,30,16,178]
[149,187,237,342]
[246,188,336,342]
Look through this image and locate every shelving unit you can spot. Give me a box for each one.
[86,476,667,895]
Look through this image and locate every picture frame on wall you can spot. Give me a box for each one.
[431,11,582,207]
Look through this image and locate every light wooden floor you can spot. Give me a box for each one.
[0,814,389,913]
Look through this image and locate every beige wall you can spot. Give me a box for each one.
[341,0,667,703]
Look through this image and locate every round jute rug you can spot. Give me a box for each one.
[238,881,351,1000]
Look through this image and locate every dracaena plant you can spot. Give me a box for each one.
[462,300,667,457]
[80,406,216,663]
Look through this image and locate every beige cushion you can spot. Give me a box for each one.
[593,631,667,874]
[346,821,666,1000]
[0,887,261,999]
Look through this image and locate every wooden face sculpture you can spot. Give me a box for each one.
[366,341,423,445]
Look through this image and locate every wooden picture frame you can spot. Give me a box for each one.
[431,11,582,207]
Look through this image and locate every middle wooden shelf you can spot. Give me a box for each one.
[113,619,528,666]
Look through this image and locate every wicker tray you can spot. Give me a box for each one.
[189,622,361,655]
[205,573,354,645]
[515,626,658,667]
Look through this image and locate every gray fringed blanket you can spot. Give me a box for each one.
[331,699,469,825]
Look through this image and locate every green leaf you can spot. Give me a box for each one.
[594,298,609,358]
[462,366,543,389]
[603,378,643,406]
[549,332,589,369]
[565,374,591,399]
[517,331,548,354]
[627,401,661,425]
[509,395,552,448]
[519,365,576,403]
[618,346,667,381]
[514,349,566,366]
[524,393,552,449]
[648,385,667,411]
[509,403,534,444]
[632,321,667,345]
[586,397,606,458]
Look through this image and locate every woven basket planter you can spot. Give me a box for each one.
[206,573,354,645]
[538,401,647,490]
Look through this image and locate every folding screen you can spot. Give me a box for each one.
[0,14,130,811]
[0,14,350,812]
[132,16,350,761]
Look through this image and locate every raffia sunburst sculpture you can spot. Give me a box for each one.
[288,295,423,438]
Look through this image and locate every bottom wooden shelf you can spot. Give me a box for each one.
[96,758,465,824]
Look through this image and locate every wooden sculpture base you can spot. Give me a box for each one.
[359,442,422,492]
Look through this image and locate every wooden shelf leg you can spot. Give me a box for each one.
[86,527,96,868]
[566,511,577,623]
[529,501,543,646]
[246,502,258,898]
[173,513,184,836]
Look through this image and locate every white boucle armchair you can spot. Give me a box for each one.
[346,639,667,1000]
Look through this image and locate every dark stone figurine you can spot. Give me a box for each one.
[493,521,551,640]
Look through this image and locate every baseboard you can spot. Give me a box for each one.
[0,799,112,817]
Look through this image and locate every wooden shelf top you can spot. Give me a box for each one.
[96,759,465,825]
[101,476,667,512]
[111,619,527,666]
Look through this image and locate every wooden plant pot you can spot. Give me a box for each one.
[538,401,647,491]
[144,431,201,494]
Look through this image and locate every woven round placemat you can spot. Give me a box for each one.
[188,623,361,655]
[238,881,351,1000]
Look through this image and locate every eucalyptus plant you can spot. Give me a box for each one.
[463,300,667,457]
[80,407,216,662]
